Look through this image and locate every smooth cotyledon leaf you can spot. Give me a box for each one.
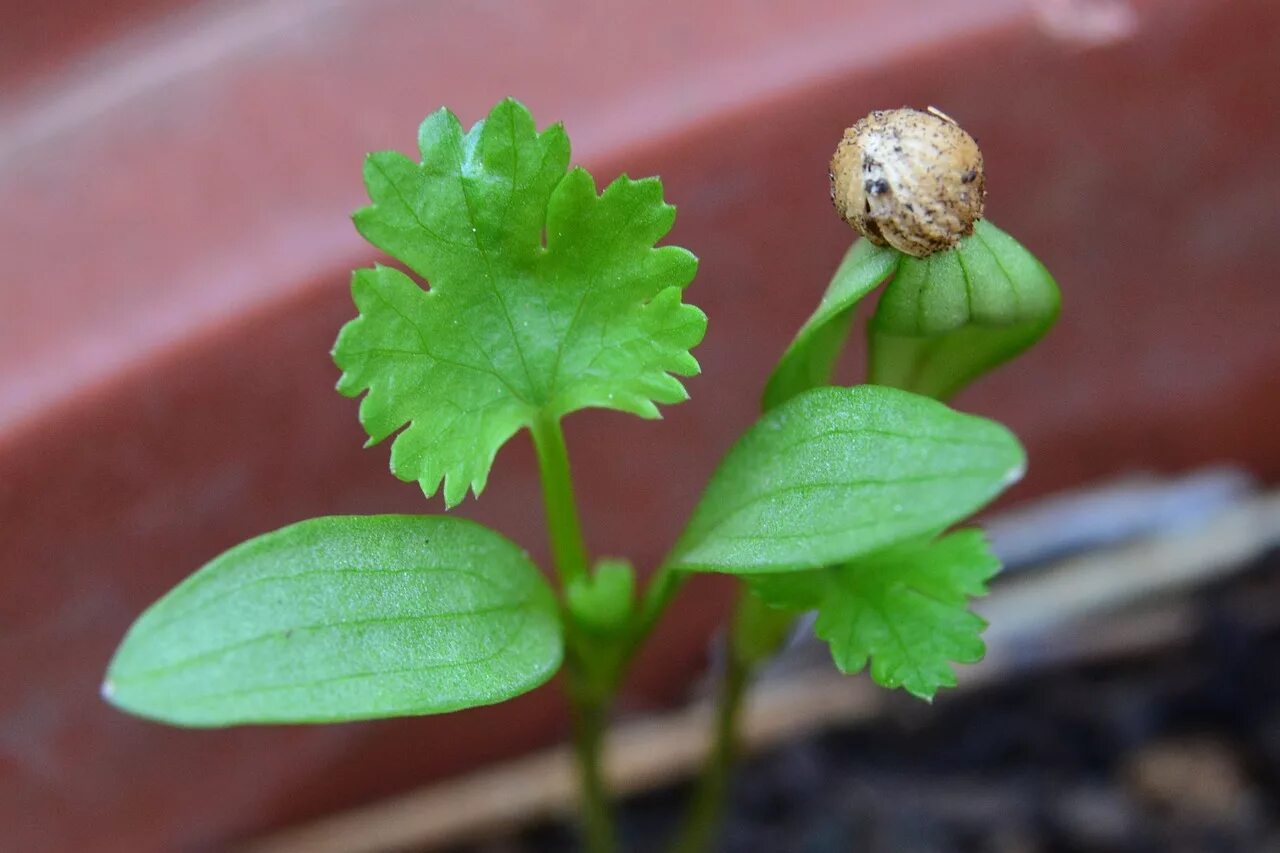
[103,516,562,727]
[748,529,999,700]
[668,385,1023,574]
[764,221,1059,405]
[333,98,704,507]
[762,238,899,411]
[868,220,1061,399]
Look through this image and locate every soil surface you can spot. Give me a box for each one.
[461,550,1280,852]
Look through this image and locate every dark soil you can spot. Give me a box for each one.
[466,550,1280,853]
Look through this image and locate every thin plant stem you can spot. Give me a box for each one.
[530,415,590,588]
[670,588,792,852]
[623,563,686,664]
[530,415,618,853]
[670,630,751,853]
[570,691,620,853]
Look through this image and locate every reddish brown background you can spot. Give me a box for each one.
[2,1,1278,850]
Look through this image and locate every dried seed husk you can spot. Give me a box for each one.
[830,107,985,257]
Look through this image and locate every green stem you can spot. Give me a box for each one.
[530,416,617,852]
[570,691,619,853]
[671,635,751,853]
[623,563,685,663]
[671,589,793,852]
[531,415,589,589]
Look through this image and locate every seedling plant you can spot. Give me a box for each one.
[104,99,1060,852]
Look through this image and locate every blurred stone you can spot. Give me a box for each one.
[1121,736,1250,825]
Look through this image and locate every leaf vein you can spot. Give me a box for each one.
[118,601,531,684]
[150,609,537,709]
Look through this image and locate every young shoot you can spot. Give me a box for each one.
[104,98,1060,853]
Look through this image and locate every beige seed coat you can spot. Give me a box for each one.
[830,107,985,257]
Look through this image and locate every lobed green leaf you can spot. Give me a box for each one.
[104,516,562,726]
[334,99,704,506]
[751,530,999,699]
[669,385,1024,574]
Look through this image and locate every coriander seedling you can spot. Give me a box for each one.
[105,98,1060,853]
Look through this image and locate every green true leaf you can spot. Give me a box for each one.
[868,220,1060,399]
[669,385,1023,574]
[103,516,563,727]
[750,529,999,700]
[333,98,705,507]
[762,239,899,411]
